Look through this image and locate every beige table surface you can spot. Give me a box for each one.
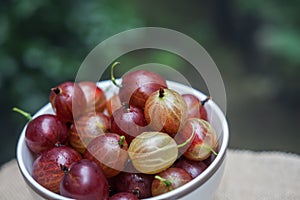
[0,149,299,200]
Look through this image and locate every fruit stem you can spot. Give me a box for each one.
[155,175,173,191]
[110,61,122,88]
[177,123,196,148]
[159,88,165,98]
[51,87,61,95]
[202,145,218,156]
[119,135,126,147]
[201,96,211,106]
[12,107,32,121]
[60,164,70,174]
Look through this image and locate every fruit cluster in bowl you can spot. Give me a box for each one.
[16,63,227,200]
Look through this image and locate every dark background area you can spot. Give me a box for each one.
[1,0,300,166]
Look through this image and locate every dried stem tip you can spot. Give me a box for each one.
[51,87,61,95]
[159,88,165,98]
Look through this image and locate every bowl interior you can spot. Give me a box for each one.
[16,80,229,200]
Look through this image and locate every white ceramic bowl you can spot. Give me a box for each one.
[16,80,229,200]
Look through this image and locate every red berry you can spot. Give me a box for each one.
[175,157,207,178]
[111,62,167,109]
[144,88,188,137]
[84,133,128,178]
[50,81,87,123]
[32,146,82,193]
[180,118,218,161]
[60,159,109,200]
[111,172,154,199]
[70,112,110,154]
[25,114,69,154]
[182,94,210,121]
[151,167,192,196]
[110,105,147,144]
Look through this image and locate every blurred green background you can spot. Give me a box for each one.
[1,0,300,166]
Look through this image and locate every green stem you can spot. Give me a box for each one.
[12,107,32,121]
[154,175,173,191]
[202,144,218,156]
[177,123,196,148]
[119,135,125,147]
[110,61,121,88]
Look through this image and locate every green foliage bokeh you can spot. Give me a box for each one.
[1,0,300,165]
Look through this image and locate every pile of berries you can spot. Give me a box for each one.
[16,63,218,200]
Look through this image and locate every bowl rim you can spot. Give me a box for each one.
[16,80,229,200]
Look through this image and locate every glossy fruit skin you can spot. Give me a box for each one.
[109,192,139,200]
[84,133,128,178]
[144,88,188,137]
[70,112,110,154]
[181,118,218,161]
[78,81,106,113]
[111,105,148,144]
[50,81,87,123]
[174,157,207,178]
[107,94,122,116]
[128,132,178,174]
[60,159,109,200]
[182,94,208,121]
[151,167,192,196]
[25,114,69,154]
[119,70,167,109]
[203,153,217,166]
[111,172,154,199]
[32,146,82,193]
